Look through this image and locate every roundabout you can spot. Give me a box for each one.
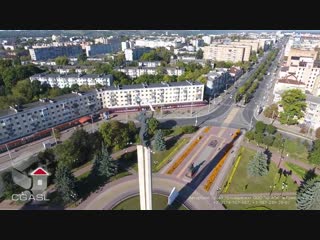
[78,174,215,210]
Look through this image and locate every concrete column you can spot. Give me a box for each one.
[137,145,152,210]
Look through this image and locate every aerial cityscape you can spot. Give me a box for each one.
[0,30,319,210]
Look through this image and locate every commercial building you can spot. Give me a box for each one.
[124,47,152,61]
[96,81,204,109]
[30,73,113,88]
[29,45,83,61]
[202,44,250,62]
[0,91,101,144]
[115,66,185,79]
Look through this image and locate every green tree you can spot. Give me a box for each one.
[245,130,255,141]
[254,132,264,144]
[279,89,306,125]
[99,120,130,151]
[127,121,138,143]
[255,121,267,134]
[249,51,258,63]
[0,172,23,199]
[55,56,69,66]
[308,139,320,165]
[247,151,269,177]
[196,49,203,59]
[265,124,277,135]
[54,140,75,167]
[77,53,87,64]
[263,135,274,146]
[296,177,320,210]
[70,83,80,92]
[153,130,166,151]
[147,117,159,135]
[52,128,61,142]
[264,104,279,119]
[55,163,78,203]
[11,79,33,103]
[93,144,118,178]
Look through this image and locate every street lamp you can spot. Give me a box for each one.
[194,113,198,126]
[5,144,13,161]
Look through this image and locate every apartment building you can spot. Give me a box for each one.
[281,48,320,95]
[124,47,152,61]
[115,66,185,79]
[29,45,83,61]
[53,66,95,74]
[0,91,100,144]
[134,39,182,49]
[231,41,257,52]
[205,68,233,96]
[30,73,113,88]
[202,44,249,62]
[304,94,320,130]
[96,81,204,109]
[85,40,121,56]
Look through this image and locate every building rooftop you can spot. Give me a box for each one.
[278,78,305,85]
[280,66,289,72]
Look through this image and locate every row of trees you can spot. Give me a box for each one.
[235,48,279,103]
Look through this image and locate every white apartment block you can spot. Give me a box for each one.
[124,47,151,61]
[0,91,101,144]
[115,67,185,79]
[134,39,182,49]
[138,61,161,67]
[202,44,249,62]
[202,36,213,45]
[96,81,204,109]
[231,40,257,52]
[30,73,113,88]
[304,94,320,130]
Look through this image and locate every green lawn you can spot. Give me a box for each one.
[223,147,299,194]
[284,162,308,179]
[152,137,190,172]
[220,195,297,210]
[113,194,188,210]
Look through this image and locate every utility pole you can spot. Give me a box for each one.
[194,113,198,126]
[126,108,128,123]
[190,101,193,117]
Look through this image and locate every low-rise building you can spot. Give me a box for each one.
[0,91,100,144]
[228,66,243,81]
[30,73,113,88]
[138,61,161,67]
[273,75,306,103]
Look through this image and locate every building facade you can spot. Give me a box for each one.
[0,91,100,144]
[30,73,113,88]
[205,68,233,96]
[96,81,204,109]
[115,66,185,79]
[202,44,249,62]
[124,47,152,61]
[304,94,320,131]
[29,45,83,61]
[85,41,121,56]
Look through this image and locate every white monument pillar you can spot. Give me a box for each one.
[137,145,152,210]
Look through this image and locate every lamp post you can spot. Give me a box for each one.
[190,101,193,117]
[52,128,58,145]
[194,113,198,126]
[5,144,12,161]
[126,107,128,123]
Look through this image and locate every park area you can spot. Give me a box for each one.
[222,146,298,194]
